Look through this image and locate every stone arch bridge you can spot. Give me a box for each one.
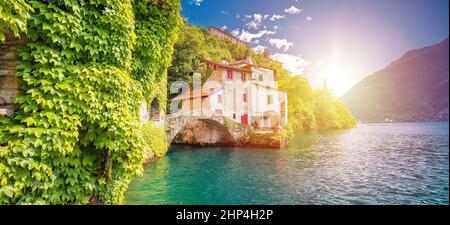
[164,111,285,148]
[165,114,247,145]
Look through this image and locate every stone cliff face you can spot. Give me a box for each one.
[341,38,449,122]
[0,30,23,116]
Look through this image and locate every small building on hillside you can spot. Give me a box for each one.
[170,56,288,129]
[208,26,246,47]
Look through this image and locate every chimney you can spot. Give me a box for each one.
[221,58,229,65]
[246,56,254,65]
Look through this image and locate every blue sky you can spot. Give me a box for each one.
[182,0,449,96]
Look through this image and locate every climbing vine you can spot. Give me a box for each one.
[0,0,182,204]
[142,122,168,159]
[0,0,33,41]
[132,0,183,108]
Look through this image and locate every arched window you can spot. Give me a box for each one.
[150,98,161,121]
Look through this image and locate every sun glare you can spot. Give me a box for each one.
[324,45,355,96]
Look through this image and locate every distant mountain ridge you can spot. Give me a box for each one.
[341,38,449,122]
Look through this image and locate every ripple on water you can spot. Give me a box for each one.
[125,122,449,205]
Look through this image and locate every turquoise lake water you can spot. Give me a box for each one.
[125,122,449,205]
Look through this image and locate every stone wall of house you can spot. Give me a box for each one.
[222,69,248,122]
[0,30,23,116]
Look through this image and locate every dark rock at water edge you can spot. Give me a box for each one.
[172,119,235,146]
[173,119,286,148]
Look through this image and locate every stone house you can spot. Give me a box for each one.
[170,56,288,129]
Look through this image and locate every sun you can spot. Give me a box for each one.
[326,69,348,96]
[323,49,355,97]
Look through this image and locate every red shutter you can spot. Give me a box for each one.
[242,73,247,81]
[227,70,233,80]
[241,114,248,125]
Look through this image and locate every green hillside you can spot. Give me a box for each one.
[168,25,356,135]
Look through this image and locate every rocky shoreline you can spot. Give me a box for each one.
[171,119,287,148]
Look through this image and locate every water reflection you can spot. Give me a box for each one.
[125,122,449,205]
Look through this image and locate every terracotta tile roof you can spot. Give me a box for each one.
[170,87,222,101]
[228,60,250,66]
[227,56,254,66]
[203,58,252,73]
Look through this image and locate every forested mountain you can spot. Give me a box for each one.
[341,38,449,122]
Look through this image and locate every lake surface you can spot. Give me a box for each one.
[125,122,449,205]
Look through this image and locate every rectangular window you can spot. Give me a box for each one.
[233,113,236,119]
[243,93,247,102]
[259,74,264,81]
[227,70,233,80]
[218,95,222,103]
[267,95,273,104]
[242,73,247,81]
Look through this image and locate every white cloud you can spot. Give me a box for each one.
[254,39,260,44]
[221,25,228,30]
[285,6,302,15]
[268,38,293,51]
[231,28,240,36]
[306,16,312,21]
[221,10,229,15]
[236,13,241,19]
[271,53,310,75]
[253,14,263,23]
[246,21,260,30]
[273,25,279,29]
[253,45,267,54]
[245,14,268,30]
[189,0,203,6]
[270,14,286,21]
[238,30,276,42]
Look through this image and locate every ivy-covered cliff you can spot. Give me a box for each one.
[0,0,182,204]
